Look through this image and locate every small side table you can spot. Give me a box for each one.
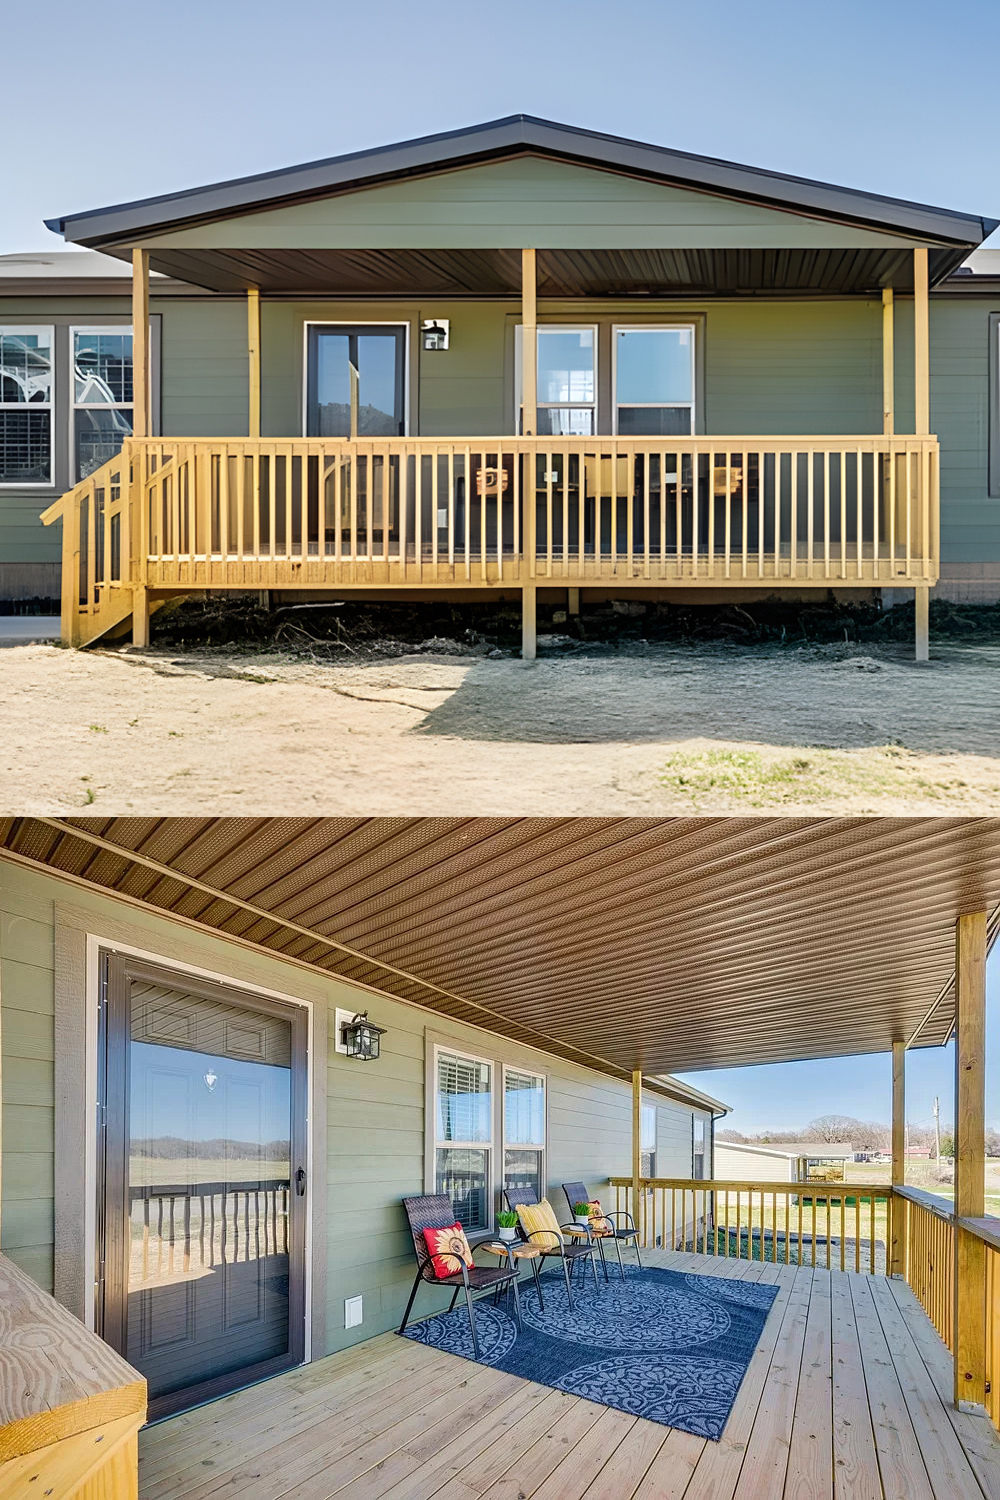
[481,1239,546,1311]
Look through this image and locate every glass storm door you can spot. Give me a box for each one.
[98,953,308,1419]
[306,325,406,437]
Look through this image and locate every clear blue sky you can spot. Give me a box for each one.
[677,947,1000,1135]
[4,0,1000,255]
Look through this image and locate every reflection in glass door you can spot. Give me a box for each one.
[97,954,308,1418]
[306,325,406,438]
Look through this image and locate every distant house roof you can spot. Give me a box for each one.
[0,250,178,295]
[717,1140,855,1160]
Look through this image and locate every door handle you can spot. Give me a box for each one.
[295,1167,307,1196]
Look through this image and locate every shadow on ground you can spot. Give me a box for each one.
[412,641,1000,756]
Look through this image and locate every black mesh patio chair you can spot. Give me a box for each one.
[398,1194,521,1360]
[562,1180,642,1281]
[503,1186,599,1308]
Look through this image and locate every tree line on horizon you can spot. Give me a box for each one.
[716,1113,1000,1157]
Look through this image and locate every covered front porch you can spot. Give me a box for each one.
[39,116,986,656]
[138,1245,999,1500]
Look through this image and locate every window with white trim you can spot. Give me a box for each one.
[0,327,54,485]
[641,1103,657,1178]
[503,1067,545,1199]
[693,1115,707,1180]
[72,328,133,482]
[613,325,695,436]
[434,1049,493,1230]
[515,325,597,435]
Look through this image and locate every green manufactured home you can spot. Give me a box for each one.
[3,115,999,657]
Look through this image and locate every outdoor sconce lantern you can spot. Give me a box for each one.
[421,319,450,351]
[340,1010,386,1060]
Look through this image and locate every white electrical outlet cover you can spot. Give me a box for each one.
[345,1295,363,1329]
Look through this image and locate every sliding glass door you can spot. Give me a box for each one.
[97,953,308,1419]
[306,324,406,438]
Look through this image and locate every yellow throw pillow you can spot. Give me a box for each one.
[516,1198,563,1250]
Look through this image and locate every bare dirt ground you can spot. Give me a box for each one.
[1,637,998,815]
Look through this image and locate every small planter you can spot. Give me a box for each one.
[498,1226,517,1243]
[575,1214,591,1228]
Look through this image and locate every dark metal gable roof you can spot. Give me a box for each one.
[45,114,997,253]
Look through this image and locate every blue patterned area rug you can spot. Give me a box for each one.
[400,1264,778,1440]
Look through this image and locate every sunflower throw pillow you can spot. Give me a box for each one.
[587,1200,614,1235]
[423,1222,475,1278]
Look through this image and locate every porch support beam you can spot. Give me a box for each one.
[890,1039,906,1276]
[521,584,536,661]
[521,249,538,659]
[882,288,894,436]
[915,586,930,663]
[247,287,261,439]
[953,910,987,1412]
[914,248,930,437]
[521,248,537,437]
[632,1069,642,1241]
[131,249,150,439]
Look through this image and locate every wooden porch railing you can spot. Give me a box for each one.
[609,1175,894,1272]
[611,1176,1000,1431]
[43,432,940,645]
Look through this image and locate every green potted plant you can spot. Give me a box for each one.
[573,1201,593,1229]
[497,1209,519,1244]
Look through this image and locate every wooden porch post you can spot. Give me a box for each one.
[131,249,150,647]
[131,249,149,439]
[882,288,894,436]
[521,249,538,661]
[913,249,931,663]
[953,910,987,1411]
[632,1070,642,1245]
[890,1039,907,1276]
[247,287,261,439]
[521,248,537,437]
[914,248,930,437]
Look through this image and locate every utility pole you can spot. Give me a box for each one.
[933,1095,941,1170]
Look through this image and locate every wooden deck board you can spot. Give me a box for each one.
[138,1250,1000,1500]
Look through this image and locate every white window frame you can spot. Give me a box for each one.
[502,1064,547,1198]
[515,323,599,435]
[69,325,135,485]
[432,1043,495,1222]
[611,323,697,436]
[0,324,55,488]
[301,320,411,437]
[692,1114,707,1180]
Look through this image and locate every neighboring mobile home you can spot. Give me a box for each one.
[3,117,999,655]
[714,1139,857,1183]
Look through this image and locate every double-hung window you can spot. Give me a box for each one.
[503,1067,545,1198]
[692,1116,707,1180]
[641,1103,657,1178]
[72,328,133,481]
[0,327,54,485]
[613,325,695,435]
[516,325,597,435]
[434,1049,493,1230]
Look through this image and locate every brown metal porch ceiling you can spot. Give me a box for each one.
[138,244,938,297]
[2,816,998,1079]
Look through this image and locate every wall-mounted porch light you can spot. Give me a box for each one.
[421,319,450,351]
[340,1010,386,1061]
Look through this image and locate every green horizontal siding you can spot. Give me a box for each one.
[0,864,694,1361]
[143,158,927,253]
[0,890,56,1284]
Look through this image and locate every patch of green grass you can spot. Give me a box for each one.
[89,723,108,734]
[83,787,95,805]
[658,747,979,809]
